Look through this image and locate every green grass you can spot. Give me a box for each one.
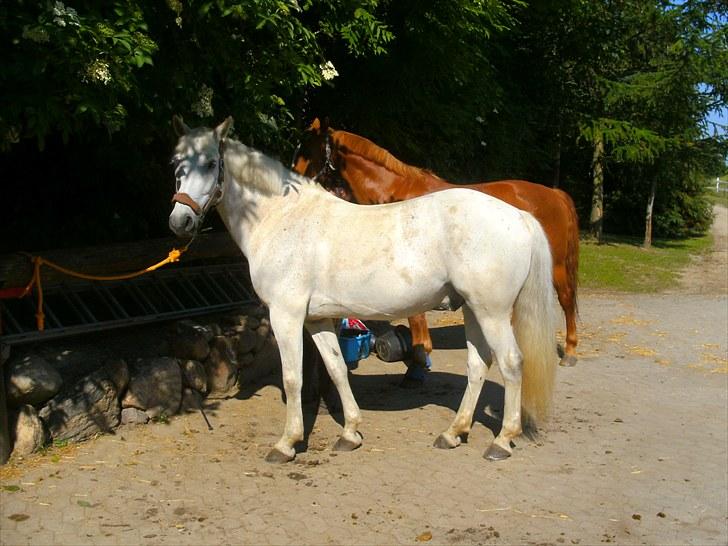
[579,232,713,292]
[704,187,728,207]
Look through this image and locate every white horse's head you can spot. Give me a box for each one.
[168,115,233,238]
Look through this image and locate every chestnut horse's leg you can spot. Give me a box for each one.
[549,202,579,367]
[401,314,432,386]
[408,314,432,360]
[554,263,578,367]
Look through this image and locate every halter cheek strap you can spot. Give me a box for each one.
[291,131,336,181]
[315,133,337,181]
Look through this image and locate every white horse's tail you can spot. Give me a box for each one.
[513,213,558,430]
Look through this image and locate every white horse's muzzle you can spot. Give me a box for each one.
[169,202,199,238]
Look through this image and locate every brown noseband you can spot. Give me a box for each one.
[171,191,202,215]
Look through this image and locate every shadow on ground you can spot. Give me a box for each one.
[227,323,505,455]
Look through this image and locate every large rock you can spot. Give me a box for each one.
[204,336,239,398]
[180,359,208,394]
[180,388,202,413]
[104,358,130,393]
[239,336,280,386]
[169,320,212,361]
[5,354,63,407]
[11,405,46,457]
[39,361,124,443]
[122,357,182,418]
[235,328,259,357]
[221,313,260,332]
[254,319,272,353]
[120,407,150,426]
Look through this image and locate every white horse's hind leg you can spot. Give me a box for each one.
[469,309,525,461]
[434,305,491,450]
[265,307,306,463]
[306,320,363,451]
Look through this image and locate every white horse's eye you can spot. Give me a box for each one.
[207,159,217,170]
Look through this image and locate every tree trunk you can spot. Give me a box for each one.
[589,132,605,241]
[643,178,657,249]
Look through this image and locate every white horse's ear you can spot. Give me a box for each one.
[215,116,234,140]
[172,115,191,136]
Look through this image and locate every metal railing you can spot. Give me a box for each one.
[0,263,256,345]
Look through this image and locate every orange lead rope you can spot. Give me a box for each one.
[1,243,191,333]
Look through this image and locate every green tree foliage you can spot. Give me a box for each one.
[299,0,521,179]
[0,0,392,250]
[483,0,726,240]
[0,0,724,252]
[1,2,157,149]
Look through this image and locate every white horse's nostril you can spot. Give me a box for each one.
[184,214,194,232]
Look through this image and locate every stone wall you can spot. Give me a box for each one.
[2,305,281,460]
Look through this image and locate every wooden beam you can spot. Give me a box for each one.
[0,344,10,464]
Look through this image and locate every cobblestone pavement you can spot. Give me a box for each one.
[2,290,727,546]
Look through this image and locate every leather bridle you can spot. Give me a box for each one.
[171,138,226,225]
[291,132,336,182]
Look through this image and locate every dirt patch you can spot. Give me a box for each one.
[1,208,726,545]
[676,204,728,294]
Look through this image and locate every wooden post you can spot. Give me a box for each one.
[0,343,10,464]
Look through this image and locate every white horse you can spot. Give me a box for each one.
[168,116,558,463]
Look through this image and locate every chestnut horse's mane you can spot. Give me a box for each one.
[332,130,443,182]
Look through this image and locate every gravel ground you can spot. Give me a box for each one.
[1,207,726,546]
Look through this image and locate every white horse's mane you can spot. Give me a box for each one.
[175,128,321,197]
[224,139,321,197]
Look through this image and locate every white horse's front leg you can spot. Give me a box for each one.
[265,307,306,463]
[306,320,363,451]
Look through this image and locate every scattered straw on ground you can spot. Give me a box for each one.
[611,314,652,326]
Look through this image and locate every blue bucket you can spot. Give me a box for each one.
[339,329,372,368]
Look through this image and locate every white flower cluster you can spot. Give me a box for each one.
[192,84,214,118]
[320,61,339,81]
[52,2,80,27]
[86,59,111,85]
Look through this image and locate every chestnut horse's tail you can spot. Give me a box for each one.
[513,213,558,430]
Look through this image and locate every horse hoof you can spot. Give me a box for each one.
[559,354,578,367]
[433,433,459,449]
[483,444,511,461]
[265,448,294,463]
[333,434,362,452]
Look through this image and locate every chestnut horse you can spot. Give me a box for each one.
[293,119,580,367]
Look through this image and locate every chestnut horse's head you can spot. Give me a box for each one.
[291,117,333,180]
